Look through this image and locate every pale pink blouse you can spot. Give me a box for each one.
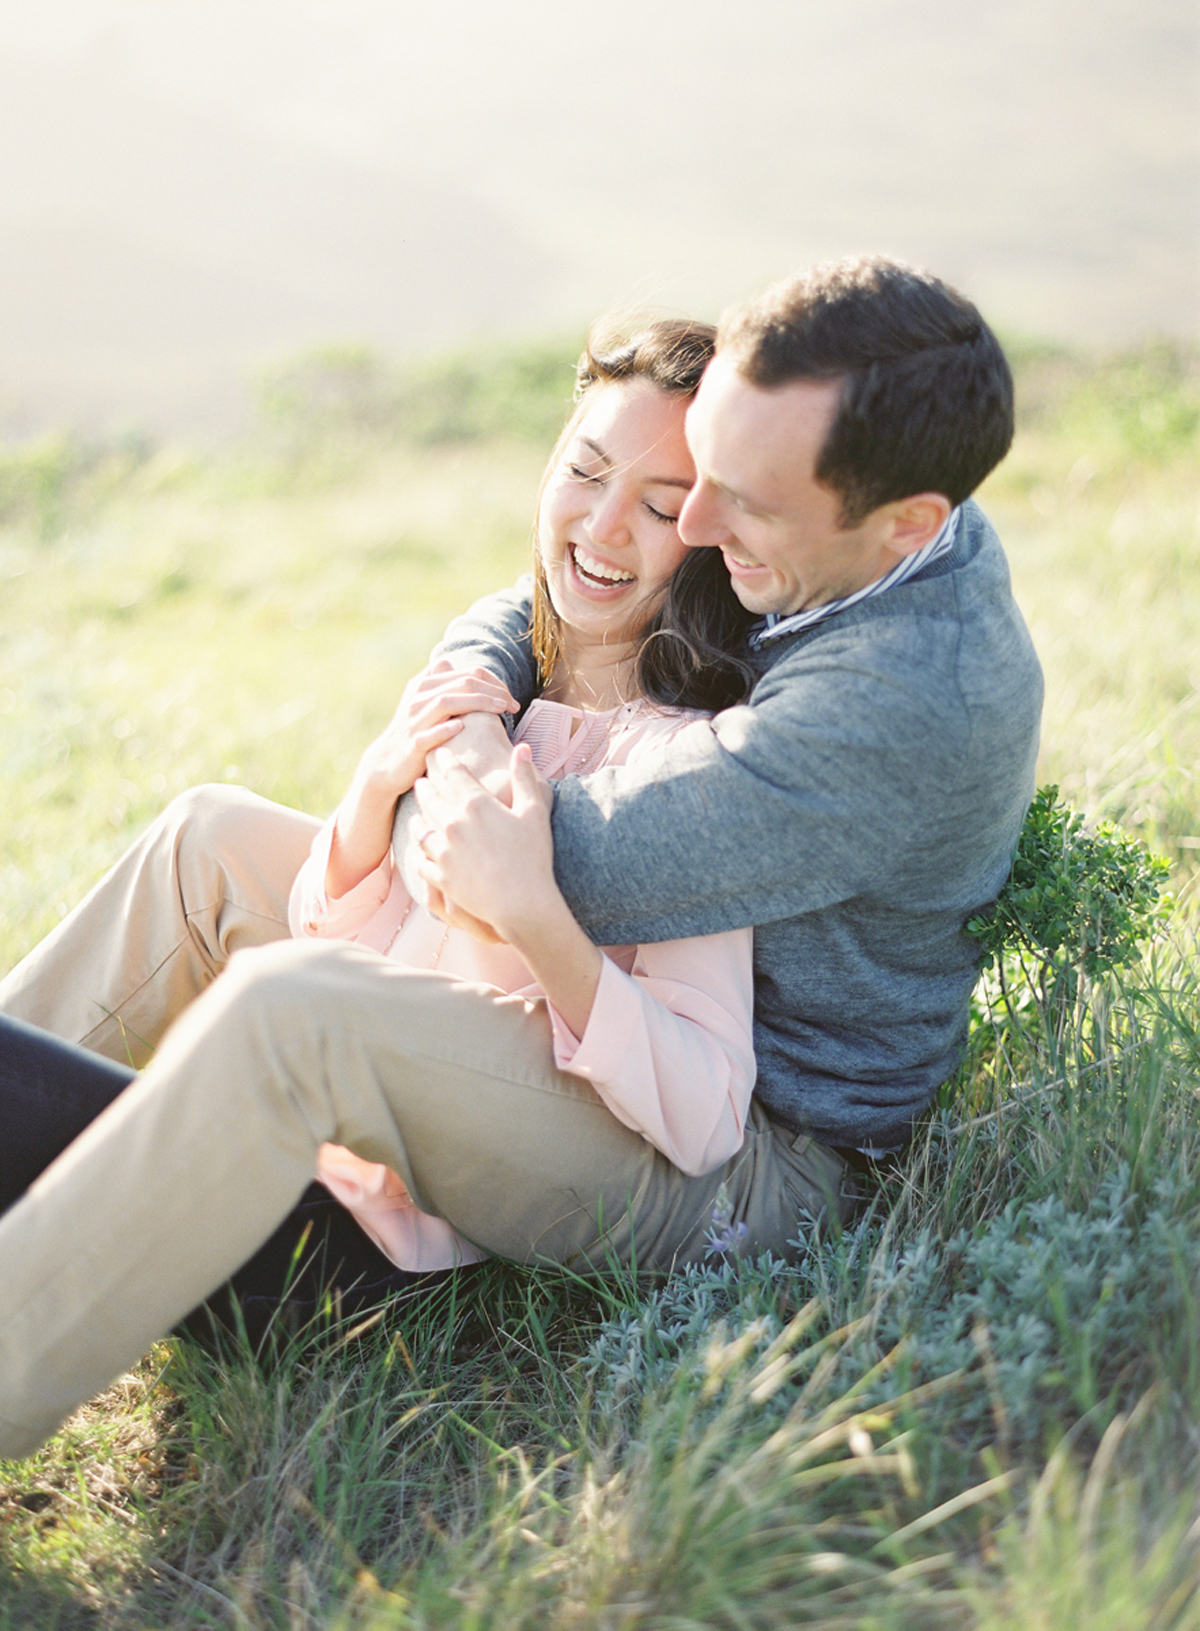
[288,698,755,1272]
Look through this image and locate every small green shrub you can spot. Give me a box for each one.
[967,786,1171,1034]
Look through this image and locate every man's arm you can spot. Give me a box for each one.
[396,588,965,944]
[404,579,910,946]
[545,634,1021,947]
[427,575,540,712]
[545,689,892,945]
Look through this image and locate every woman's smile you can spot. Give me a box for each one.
[537,377,696,656]
[569,543,637,590]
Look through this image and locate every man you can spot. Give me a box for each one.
[0,256,1040,1456]
[411,253,1042,1152]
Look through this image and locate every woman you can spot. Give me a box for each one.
[0,320,851,1461]
[0,314,750,1337]
[302,320,759,1274]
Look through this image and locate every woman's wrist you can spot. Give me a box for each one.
[325,780,400,899]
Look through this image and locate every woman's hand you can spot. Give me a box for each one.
[414,746,604,1038]
[358,662,517,801]
[325,661,517,900]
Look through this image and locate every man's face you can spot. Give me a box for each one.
[679,354,901,616]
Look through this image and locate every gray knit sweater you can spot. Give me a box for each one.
[429,499,1042,1148]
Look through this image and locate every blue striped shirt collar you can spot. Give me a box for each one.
[750,506,962,648]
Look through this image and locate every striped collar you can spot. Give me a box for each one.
[750,506,962,648]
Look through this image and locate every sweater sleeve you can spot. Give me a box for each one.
[428,575,540,711]
[546,927,755,1176]
[419,575,901,942]
[546,625,976,946]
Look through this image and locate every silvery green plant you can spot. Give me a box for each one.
[584,1165,1200,1450]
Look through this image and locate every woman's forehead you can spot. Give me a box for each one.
[570,380,694,476]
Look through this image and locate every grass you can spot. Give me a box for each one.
[1,335,1199,1627]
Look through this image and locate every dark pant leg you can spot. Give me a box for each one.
[0,1014,425,1349]
[181,1181,432,1351]
[0,1014,137,1209]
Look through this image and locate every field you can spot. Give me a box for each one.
[1,337,1199,1628]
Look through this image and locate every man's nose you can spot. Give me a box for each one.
[678,480,722,550]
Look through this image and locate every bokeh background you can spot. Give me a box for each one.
[1,0,1196,440]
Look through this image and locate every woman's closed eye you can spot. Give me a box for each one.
[564,439,682,524]
[568,464,677,524]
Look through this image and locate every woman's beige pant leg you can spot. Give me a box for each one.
[0,785,321,1065]
[0,936,851,1460]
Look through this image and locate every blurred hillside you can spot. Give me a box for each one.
[0,0,1195,440]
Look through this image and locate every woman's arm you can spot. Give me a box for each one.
[325,662,517,900]
[289,816,402,943]
[548,931,754,1176]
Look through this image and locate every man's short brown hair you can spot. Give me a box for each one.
[718,256,1014,526]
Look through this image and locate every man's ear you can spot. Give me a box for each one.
[883,493,953,558]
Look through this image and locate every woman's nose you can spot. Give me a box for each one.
[587,487,632,548]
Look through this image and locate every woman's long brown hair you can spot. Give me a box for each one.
[530,317,757,713]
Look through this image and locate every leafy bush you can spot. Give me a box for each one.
[967,786,1170,1034]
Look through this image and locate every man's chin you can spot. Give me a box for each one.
[727,579,776,616]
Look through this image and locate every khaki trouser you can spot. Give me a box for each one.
[0,784,321,1063]
[0,788,853,1460]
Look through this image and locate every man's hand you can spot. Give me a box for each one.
[414,746,604,1038]
[392,703,517,901]
[413,746,556,944]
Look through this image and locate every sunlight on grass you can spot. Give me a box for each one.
[1,337,1198,1627]
[986,343,1200,868]
[0,437,543,967]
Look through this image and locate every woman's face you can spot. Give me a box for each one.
[537,379,696,653]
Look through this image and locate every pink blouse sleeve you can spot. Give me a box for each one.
[288,816,395,941]
[546,929,755,1177]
